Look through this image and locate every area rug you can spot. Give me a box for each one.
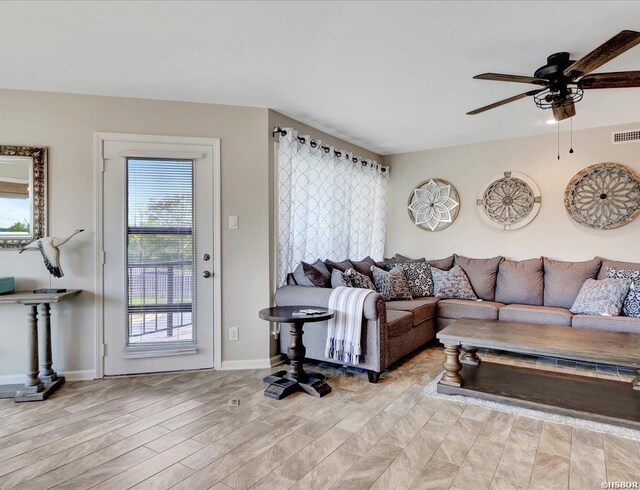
[422,371,640,441]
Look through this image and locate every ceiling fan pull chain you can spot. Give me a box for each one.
[569,118,574,154]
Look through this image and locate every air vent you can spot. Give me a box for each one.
[612,129,640,145]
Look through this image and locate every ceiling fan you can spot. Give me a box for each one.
[468,30,640,121]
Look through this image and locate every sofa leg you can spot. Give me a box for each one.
[367,371,381,384]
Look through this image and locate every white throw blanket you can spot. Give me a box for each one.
[325,286,374,364]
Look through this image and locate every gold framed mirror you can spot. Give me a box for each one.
[0,146,47,249]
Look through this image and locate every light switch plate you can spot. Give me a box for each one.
[229,326,239,341]
[229,216,239,230]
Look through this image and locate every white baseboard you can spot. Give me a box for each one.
[0,369,96,385]
[220,357,282,371]
[270,354,285,367]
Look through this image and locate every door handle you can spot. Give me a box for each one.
[202,271,212,278]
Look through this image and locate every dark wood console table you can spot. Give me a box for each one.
[0,290,81,402]
[259,306,334,400]
[436,319,640,430]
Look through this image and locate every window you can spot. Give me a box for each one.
[126,158,195,345]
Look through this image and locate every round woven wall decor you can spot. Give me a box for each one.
[476,171,541,231]
[564,163,640,230]
[407,179,460,232]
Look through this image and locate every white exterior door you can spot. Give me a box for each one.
[100,135,220,375]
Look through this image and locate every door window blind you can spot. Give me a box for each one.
[126,158,195,349]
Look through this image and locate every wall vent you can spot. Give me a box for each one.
[611,129,640,145]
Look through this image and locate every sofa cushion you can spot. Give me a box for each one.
[499,304,572,326]
[543,258,601,309]
[495,258,544,306]
[605,267,640,317]
[427,255,455,271]
[386,309,414,338]
[454,255,504,301]
[432,265,478,300]
[292,260,331,288]
[325,259,354,273]
[372,266,413,301]
[437,299,504,320]
[386,297,438,325]
[572,314,640,334]
[596,257,640,279]
[398,262,434,298]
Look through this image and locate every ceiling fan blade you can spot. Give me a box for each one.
[473,73,548,85]
[564,30,640,77]
[467,89,544,115]
[552,103,576,121]
[580,71,640,89]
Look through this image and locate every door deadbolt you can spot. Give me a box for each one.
[202,271,211,278]
[203,253,211,261]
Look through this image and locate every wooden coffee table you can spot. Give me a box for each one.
[436,318,640,429]
[259,306,334,400]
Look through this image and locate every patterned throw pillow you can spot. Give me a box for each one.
[605,267,640,317]
[431,265,478,300]
[570,278,631,316]
[371,266,413,301]
[343,268,375,290]
[399,262,434,297]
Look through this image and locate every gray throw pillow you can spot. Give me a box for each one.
[431,265,478,300]
[371,266,413,301]
[330,269,348,288]
[325,259,354,273]
[495,258,544,306]
[292,260,331,288]
[453,255,504,301]
[570,278,631,316]
[605,267,640,317]
[399,262,434,297]
[543,258,602,308]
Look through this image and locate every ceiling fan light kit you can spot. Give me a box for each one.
[468,30,640,157]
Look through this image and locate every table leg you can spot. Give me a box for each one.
[40,303,58,383]
[440,343,464,387]
[460,345,481,366]
[18,305,44,395]
[263,321,331,399]
[633,369,640,391]
[288,322,307,383]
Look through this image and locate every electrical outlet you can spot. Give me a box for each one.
[229,326,239,341]
[229,216,239,230]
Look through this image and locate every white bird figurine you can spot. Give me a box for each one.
[19,229,85,278]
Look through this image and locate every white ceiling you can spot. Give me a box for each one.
[2,1,640,155]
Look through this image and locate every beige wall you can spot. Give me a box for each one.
[385,122,640,264]
[0,89,271,379]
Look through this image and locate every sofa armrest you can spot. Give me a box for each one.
[274,286,385,322]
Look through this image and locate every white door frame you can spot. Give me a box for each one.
[94,132,222,378]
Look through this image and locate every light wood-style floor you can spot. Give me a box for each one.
[0,346,638,490]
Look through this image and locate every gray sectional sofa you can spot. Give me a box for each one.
[274,254,640,382]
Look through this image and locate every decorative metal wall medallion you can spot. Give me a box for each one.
[476,171,541,231]
[564,163,640,230]
[407,179,460,232]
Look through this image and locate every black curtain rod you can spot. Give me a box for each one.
[272,126,387,173]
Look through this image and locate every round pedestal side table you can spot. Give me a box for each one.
[259,306,335,400]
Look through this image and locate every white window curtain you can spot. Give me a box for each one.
[277,128,389,285]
